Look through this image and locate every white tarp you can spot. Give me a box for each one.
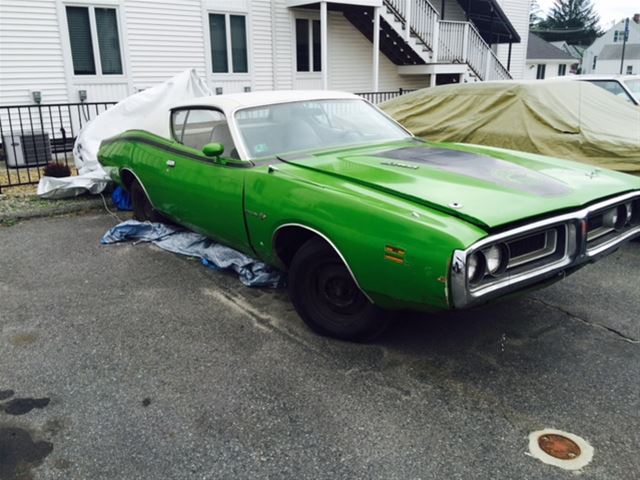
[37,69,212,199]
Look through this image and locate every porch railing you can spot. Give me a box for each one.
[356,88,415,104]
[438,20,512,81]
[383,0,512,81]
[385,0,438,51]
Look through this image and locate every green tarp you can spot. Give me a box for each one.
[381,80,640,174]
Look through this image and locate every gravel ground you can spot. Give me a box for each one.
[0,193,113,224]
[0,213,638,480]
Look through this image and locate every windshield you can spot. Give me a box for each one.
[623,79,640,97]
[234,99,411,159]
[587,80,635,104]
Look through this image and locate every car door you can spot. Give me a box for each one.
[157,107,250,252]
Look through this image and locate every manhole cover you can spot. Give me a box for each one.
[538,433,581,459]
[527,429,594,471]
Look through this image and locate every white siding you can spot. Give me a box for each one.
[495,0,530,79]
[271,0,294,90]
[435,0,466,22]
[523,60,573,80]
[327,12,429,92]
[582,20,640,74]
[250,0,275,91]
[0,0,70,105]
[1,0,524,108]
[124,0,207,89]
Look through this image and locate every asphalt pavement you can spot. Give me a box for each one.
[1,212,638,480]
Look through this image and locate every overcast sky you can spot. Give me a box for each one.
[536,0,636,29]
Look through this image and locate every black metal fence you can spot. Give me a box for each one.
[0,102,116,192]
[356,88,414,104]
[0,89,414,192]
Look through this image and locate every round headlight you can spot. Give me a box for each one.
[624,202,633,225]
[467,251,486,284]
[602,207,619,228]
[484,244,507,275]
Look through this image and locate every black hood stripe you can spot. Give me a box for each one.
[375,147,572,197]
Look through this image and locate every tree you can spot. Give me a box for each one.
[529,0,544,29]
[533,0,602,46]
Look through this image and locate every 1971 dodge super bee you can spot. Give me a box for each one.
[98,91,640,341]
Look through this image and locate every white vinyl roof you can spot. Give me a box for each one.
[171,90,362,115]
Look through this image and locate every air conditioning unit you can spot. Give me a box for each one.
[2,132,51,168]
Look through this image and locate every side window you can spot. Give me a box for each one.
[172,110,189,143]
[173,109,238,156]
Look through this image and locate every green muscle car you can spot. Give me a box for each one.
[98,91,640,341]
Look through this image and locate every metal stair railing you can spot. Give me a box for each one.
[383,0,512,80]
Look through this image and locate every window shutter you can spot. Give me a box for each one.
[66,7,96,75]
[312,20,321,72]
[230,15,248,73]
[95,8,123,75]
[296,19,309,72]
[210,14,228,73]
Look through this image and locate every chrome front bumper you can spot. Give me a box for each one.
[450,192,640,309]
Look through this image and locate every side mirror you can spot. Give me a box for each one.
[202,142,224,158]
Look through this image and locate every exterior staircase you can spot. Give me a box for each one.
[345,0,512,81]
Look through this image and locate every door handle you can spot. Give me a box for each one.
[166,160,176,168]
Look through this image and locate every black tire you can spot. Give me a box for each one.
[130,180,164,222]
[288,238,391,342]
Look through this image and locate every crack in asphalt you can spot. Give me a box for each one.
[531,297,639,344]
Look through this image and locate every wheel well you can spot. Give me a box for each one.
[120,169,135,191]
[273,226,324,268]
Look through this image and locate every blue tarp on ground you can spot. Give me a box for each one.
[111,186,133,211]
[101,220,283,288]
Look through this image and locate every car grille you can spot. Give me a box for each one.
[586,197,640,252]
[506,228,560,269]
[451,192,640,309]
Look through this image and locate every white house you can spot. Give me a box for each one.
[525,32,574,79]
[582,14,640,75]
[0,0,531,107]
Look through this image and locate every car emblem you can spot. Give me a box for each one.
[381,161,419,170]
[585,169,600,179]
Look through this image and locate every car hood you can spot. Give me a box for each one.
[278,140,640,230]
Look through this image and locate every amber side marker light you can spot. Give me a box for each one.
[384,245,406,264]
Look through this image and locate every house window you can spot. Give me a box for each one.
[536,64,546,80]
[613,30,627,42]
[65,6,123,75]
[296,19,321,72]
[558,64,566,76]
[627,65,633,75]
[209,13,248,74]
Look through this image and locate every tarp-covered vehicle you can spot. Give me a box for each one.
[381,81,640,174]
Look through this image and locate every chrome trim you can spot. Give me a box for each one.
[450,191,640,309]
[586,225,614,242]
[272,223,374,304]
[507,229,558,268]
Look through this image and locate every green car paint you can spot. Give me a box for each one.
[98,129,640,312]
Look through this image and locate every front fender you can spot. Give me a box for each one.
[245,166,487,311]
